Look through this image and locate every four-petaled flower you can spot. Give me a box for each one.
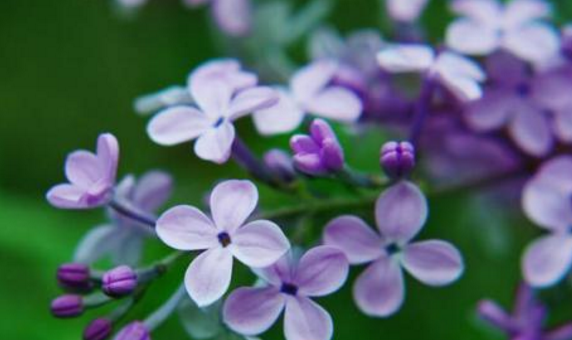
[156,180,290,307]
[324,181,464,317]
[47,133,119,209]
[223,246,349,340]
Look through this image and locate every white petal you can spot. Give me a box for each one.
[290,60,338,102]
[147,106,211,146]
[303,87,362,121]
[377,44,435,73]
[194,121,236,164]
[402,240,464,286]
[210,179,258,233]
[522,234,572,288]
[503,23,560,65]
[446,19,500,55]
[284,296,333,340]
[231,220,290,268]
[156,205,218,251]
[253,89,305,135]
[186,248,234,307]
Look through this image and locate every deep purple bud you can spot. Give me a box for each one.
[380,141,415,178]
[83,318,113,340]
[51,294,84,318]
[57,263,91,290]
[263,149,296,182]
[562,26,572,60]
[114,321,150,340]
[102,266,137,297]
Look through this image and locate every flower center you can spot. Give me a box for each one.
[385,243,401,256]
[217,232,232,247]
[280,282,298,296]
[516,82,531,97]
[213,117,225,128]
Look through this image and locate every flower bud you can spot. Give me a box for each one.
[263,149,296,183]
[83,318,113,340]
[51,294,84,318]
[57,263,91,290]
[380,141,415,178]
[562,25,572,60]
[114,321,150,340]
[102,266,137,297]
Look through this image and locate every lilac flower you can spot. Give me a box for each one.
[147,61,278,164]
[47,133,119,209]
[323,181,464,317]
[385,0,430,23]
[290,119,344,175]
[156,180,290,307]
[113,321,150,340]
[478,283,572,340]
[522,156,572,287]
[183,0,252,37]
[446,0,560,64]
[380,141,416,179]
[252,60,362,135]
[223,246,349,340]
[74,171,172,266]
[377,44,485,101]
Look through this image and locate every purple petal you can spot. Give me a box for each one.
[186,248,234,307]
[256,253,295,286]
[210,180,258,233]
[193,121,235,164]
[46,184,91,209]
[477,300,514,332]
[191,78,233,118]
[231,220,290,268]
[156,205,218,251]
[212,0,252,37]
[435,52,485,101]
[132,171,173,212]
[375,181,428,243]
[522,234,572,288]
[554,109,572,143]
[290,135,320,154]
[65,151,101,188]
[464,89,514,131]
[535,156,572,190]
[253,89,305,135]
[228,86,278,120]
[446,19,499,55]
[503,23,560,64]
[377,44,434,73]
[294,246,349,297]
[96,133,119,182]
[353,257,404,317]
[147,106,211,146]
[291,60,338,102]
[545,323,572,340]
[386,0,429,22]
[402,240,464,286]
[284,296,333,340]
[223,287,285,336]
[323,215,383,265]
[508,106,553,157]
[303,87,362,121]
[188,59,257,94]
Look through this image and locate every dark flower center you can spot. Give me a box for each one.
[516,82,531,97]
[217,232,232,247]
[213,117,225,128]
[385,243,400,255]
[280,282,298,296]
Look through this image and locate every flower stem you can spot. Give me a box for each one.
[336,166,388,189]
[409,78,435,147]
[144,284,187,330]
[108,199,156,228]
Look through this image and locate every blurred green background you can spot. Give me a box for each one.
[1,0,572,339]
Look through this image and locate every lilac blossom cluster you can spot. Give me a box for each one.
[47,0,572,339]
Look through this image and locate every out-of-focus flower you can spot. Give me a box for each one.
[57,263,91,291]
[51,295,84,318]
[324,181,464,317]
[223,246,349,340]
[83,318,113,340]
[380,141,416,179]
[113,321,150,340]
[522,156,572,287]
[385,0,430,23]
[102,265,138,297]
[263,149,296,183]
[47,134,119,209]
[446,0,559,64]
[290,119,345,175]
[377,44,485,101]
[184,0,252,37]
[478,283,572,340]
[253,60,362,135]
[156,180,290,307]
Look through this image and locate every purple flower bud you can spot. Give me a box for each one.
[57,263,91,290]
[290,119,345,175]
[102,266,137,297]
[380,141,415,178]
[562,25,572,60]
[51,294,84,318]
[263,149,296,182]
[83,318,113,340]
[114,321,150,340]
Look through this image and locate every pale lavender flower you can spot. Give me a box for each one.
[147,61,278,164]
[377,44,485,101]
[223,246,349,340]
[385,0,430,23]
[184,0,252,37]
[47,133,119,209]
[290,119,344,175]
[252,60,362,135]
[156,180,290,307]
[478,283,572,340]
[522,156,572,288]
[446,0,559,64]
[324,181,464,317]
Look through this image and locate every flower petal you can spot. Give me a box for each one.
[386,0,429,22]
[191,78,233,119]
[464,89,514,131]
[147,106,211,146]
[303,87,362,122]
[504,0,551,28]
[402,240,464,286]
[353,257,405,317]
[377,44,434,73]
[223,287,285,336]
[231,220,290,268]
[554,109,572,143]
[323,215,383,265]
[227,86,278,120]
[522,234,572,288]
[186,248,234,307]
[291,60,338,102]
[294,246,349,297]
[65,151,101,188]
[375,181,428,243]
[188,59,257,94]
[452,0,501,24]
[210,179,258,233]
[446,19,499,55]
[212,0,252,37]
[132,171,173,212]
[508,106,553,157]
[284,296,333,340]
[193,121,236,164]
[74,225,121,264]
[503,23,560,64]
[253,90,305,136]
[96,133,119,181]
[256,253,295,286]
[156,205,218,251]
[46,184,89,209]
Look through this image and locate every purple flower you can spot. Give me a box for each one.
[263,149,296,183]
[184,0,252,37]
[522,156,572,287]
[252,60,362,135]
[156,180,290,307]
[323,181,464,317]
[83,318,113,340]
[377,44,485,101]
[47,133,119,209]
[102,265,138,297]
[478,283,572,340]
[386,0,430,23]
[51,294,84,318]
[113,321,150,340]
[223,246,349,340]
[147,61,278,164]
[290,119,345,175]
[380,141,416,179]
[446,0,559,64]
[57,263,91,291]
